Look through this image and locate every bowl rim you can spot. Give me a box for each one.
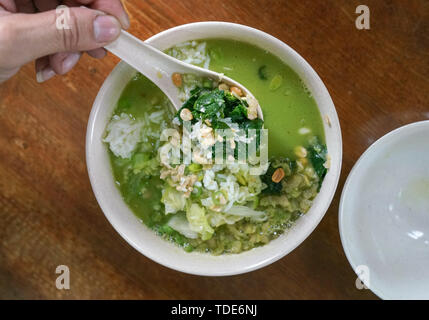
[86,21,343,276]
[339,120,429,299]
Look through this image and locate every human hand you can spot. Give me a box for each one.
[0,0,129,83]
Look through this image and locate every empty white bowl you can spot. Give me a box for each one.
[340,121,429,299]
[86,22,342,276]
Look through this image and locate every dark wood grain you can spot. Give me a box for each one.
[1,0,428,299]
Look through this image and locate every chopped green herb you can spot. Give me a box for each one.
[269,74,283,91]
[258,65,268,80]
[187,163,202,173]
[261,165,283,195]
[176,86,253,126]
[308,138,328,189]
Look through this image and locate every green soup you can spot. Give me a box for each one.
[205,39,325,158]
[106,39,327,254]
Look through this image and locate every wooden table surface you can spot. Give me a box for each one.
[1,0,428,299]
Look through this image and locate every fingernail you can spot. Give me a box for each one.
[93,15,121,43]
[36,67,56,83]
[62,52,81,73]
[121,12,130,29]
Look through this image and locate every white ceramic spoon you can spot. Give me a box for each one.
[105,30,263,119]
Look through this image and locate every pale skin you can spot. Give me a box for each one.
[0,0,129,83]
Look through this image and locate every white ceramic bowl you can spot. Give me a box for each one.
[86,22,342,276]
[339,121,429,299]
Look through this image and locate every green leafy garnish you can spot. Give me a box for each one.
[239,118,263,130]
[176,86,264,161]
[193,89,225,119]
[261,158,292,195]
[308,138,328,189]
[229,102,248,123]
[261,165,283,195]
[176,86,261,130]
[258,65,268,80]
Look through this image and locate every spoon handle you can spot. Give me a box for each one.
[105,30,262,119]
[105,30,215,109]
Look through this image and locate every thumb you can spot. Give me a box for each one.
[0,7,121,68]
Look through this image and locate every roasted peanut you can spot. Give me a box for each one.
[272,168,285,183]
[230,86,243,97]
[180,108,193,121]
[218,83,230,92]
[172,72,182,87]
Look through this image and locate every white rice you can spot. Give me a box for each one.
[148,109,165,124]
[167,41,212,101]
[104,113,142,159]
[168,41,211,70]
